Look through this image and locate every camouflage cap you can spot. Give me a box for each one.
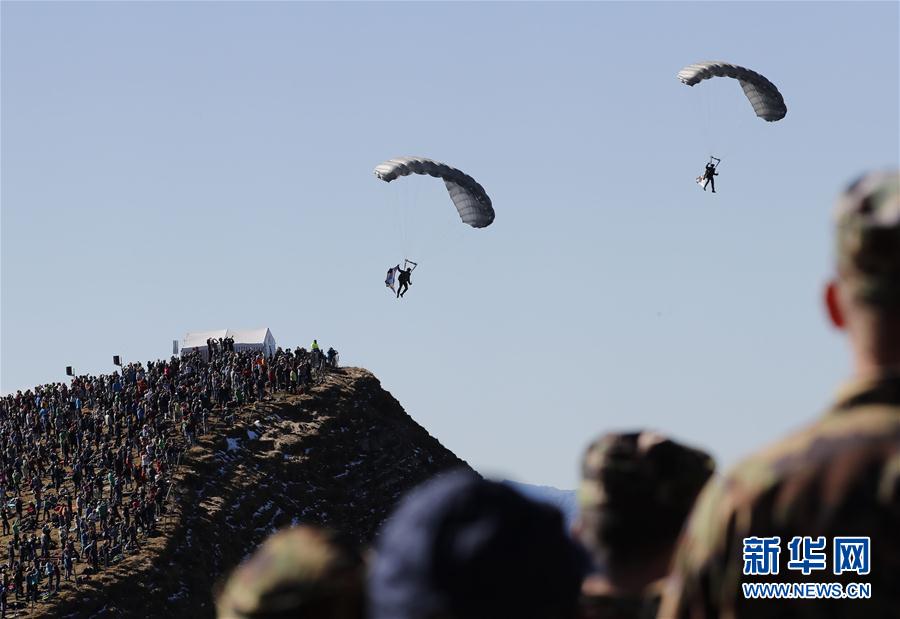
[216,526,364,619]
[577,432,714,559]
[835,170,900,307]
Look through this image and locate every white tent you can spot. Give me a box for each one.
[180,328,277,360]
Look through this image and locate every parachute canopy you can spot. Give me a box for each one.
[677,61,787,122]
[374,157,495,229]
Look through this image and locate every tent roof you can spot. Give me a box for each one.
[182,328,273,349]
[229,328,272,345]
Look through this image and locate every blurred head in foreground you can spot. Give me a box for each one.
[826,170,900,376]
[575,431,714,592]
[216,525,364,619]
[369,469,589,619]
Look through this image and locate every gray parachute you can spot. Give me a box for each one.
[374,157,495,229]
[677,61,787,122]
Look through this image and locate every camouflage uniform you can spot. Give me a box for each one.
[216,526,364,619]
[576,432,714,619]
[659,171,900,619]
[579,579,666,619]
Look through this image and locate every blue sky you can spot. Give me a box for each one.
[2,2,898,488]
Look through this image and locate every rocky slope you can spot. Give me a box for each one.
[39,367,470,618]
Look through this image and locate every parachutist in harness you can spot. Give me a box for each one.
[396,259,417,299]
[374,158,493,296]
[697,156,721,193]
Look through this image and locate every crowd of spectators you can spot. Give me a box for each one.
[0,339,339,614]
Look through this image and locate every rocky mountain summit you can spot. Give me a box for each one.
[44,367,470,618]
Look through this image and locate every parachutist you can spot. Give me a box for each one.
[396,260,417,299]
[698,156,720,192]
[374,157,491,295]
[396,269,411,298]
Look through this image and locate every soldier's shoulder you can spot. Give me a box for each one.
[662,397,900,618]
[677,401,900,557]
[723,402,900,503]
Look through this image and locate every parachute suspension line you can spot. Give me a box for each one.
[373,155,495,267]
[388,182,457,267]
[398,180,413,258]
[699,87,716,159]
[733,99,756,161]
[677,61,787,169]
[387,182,397,246]
[407,179,419,260]
[388,182,405,258]
[407,192,467,267]
[425,216,464,263]
[383,185,393,255]
[412,193,452,264]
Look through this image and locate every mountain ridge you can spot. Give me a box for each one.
[503,481,578,528]
[37,367,471,618]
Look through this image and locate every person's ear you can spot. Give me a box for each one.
[825,280,845,329]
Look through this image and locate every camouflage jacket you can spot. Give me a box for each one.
[658,373,900,618]
[579,579,663,619]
